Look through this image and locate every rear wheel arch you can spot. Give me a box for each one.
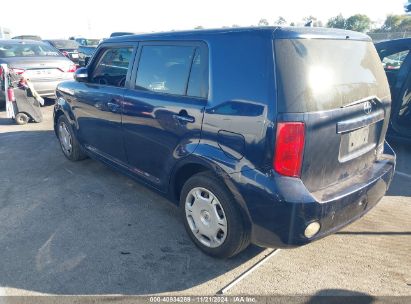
[171,162,211,204]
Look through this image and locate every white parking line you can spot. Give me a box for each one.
[396,171,411,179]
[217,249,281,294]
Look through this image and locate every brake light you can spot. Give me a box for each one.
[273,122,305,177]
[67,65,77,73]
[10,68,25,75]
[62,51,69,57]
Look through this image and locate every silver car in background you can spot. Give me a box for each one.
[0,40,76,106]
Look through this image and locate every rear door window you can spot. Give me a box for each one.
[90,47,133,87]
[378,46,411,88]
[135,45,196,96]
[136,45,195,95]
[382,50,409,70]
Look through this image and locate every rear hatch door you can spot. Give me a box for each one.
[275,38,391,192]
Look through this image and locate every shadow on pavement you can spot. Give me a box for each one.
[306,289,374,304]
[0,130,262,295]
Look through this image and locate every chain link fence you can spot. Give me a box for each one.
[367,31,411,42]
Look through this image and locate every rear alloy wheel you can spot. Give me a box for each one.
[15,113,29,125]
[180,172,250,258]
[57,115,87,161]
[185,187,228,248]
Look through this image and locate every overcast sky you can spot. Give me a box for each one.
[1,0,406,39]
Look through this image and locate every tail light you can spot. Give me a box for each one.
[67,64,77,73]
[59,65,77,73]
[62,51,69,57]
[10,68,25,75]
[7,88,15,101]
[273,122,305,177]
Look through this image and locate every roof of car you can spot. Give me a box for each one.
[375,38,411,47]
[0,39,47,44]
[105,26,371,43]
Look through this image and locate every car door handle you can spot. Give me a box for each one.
[173,111,195,123]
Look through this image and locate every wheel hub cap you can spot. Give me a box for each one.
[185,187,227,248]
[58,122,72,155]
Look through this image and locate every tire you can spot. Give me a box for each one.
[57,115,87,161]
[180,172,250,258]
[15,113,29,125]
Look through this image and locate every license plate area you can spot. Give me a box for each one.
[24,69,62,79]
[348,126,369,152]
[339,125,378,163]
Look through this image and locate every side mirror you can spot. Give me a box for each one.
[74,67,88,82]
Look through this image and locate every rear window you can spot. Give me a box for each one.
[0,43,60,58]
[76,39,100,46]
[275,39,389,112]
[49,40,79,49]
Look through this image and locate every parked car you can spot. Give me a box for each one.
[375,38,411,143]
[44,39,80,65]
[75,38,100,66]
[0,39,76,107]
[54,27,395,258]
[12,35,42,41]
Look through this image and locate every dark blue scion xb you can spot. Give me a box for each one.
[54,27,396,258]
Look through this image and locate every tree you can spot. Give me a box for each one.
[327,14,346,29]
[303,16,323,27]
[194,26,204,29]
[290,22,296,26]
[381,14,411,32]
[274,16,287,26]
[345,14,371,32]
[232,24,240,28]
[258,18,269,26]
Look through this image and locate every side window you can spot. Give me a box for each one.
[187,49,208,98]
[136,45,195,95]
[382,50,410,71]
[91,47,133,87]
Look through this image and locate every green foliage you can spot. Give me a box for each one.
[381,14,411,32]
[303,16,323,27]
[327,14,346,29]
[345,14,371,32]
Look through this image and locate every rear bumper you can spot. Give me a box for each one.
[31,74,74,97]
[229,141,396,248]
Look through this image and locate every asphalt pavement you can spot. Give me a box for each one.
[0,104,410,297]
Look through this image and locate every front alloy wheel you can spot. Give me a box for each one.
[58,120,72,157]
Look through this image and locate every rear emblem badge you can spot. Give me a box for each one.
[364,101,372,115]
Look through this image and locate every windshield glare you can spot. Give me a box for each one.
[0,43,60,58]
